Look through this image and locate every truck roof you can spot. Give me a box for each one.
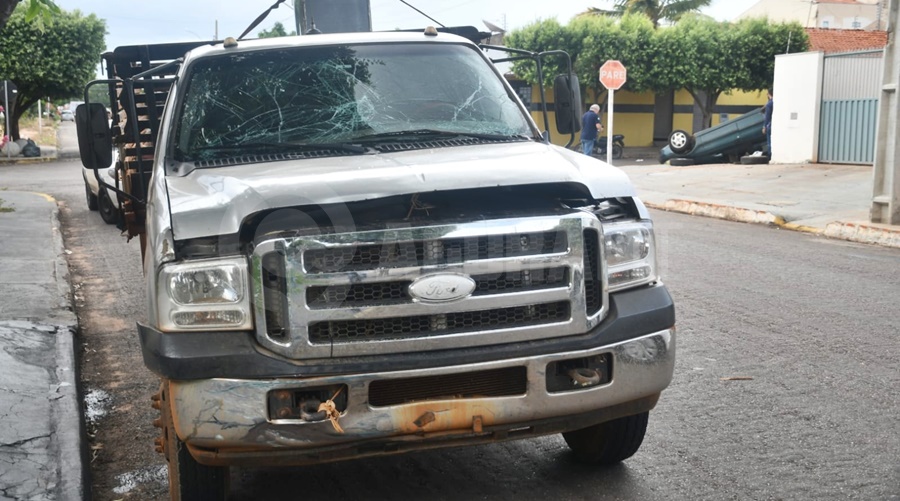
[182,29,478,62]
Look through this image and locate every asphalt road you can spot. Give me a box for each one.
[2,159,898,500]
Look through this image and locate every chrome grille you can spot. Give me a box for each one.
[309,301,571,342]
[303,231,567,273]
[250,214,608,359]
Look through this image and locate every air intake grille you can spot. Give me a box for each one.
[309,301,570,342]
[368,366,527,407]
[583,229,602,315]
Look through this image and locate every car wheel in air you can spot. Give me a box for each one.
[668,129,694,154]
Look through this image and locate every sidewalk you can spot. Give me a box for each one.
[615,148,900,249]
[0,191,84,500]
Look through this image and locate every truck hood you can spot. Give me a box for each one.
[165,141,636,240]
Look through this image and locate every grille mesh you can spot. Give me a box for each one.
[304,231,567,274]
[304,268,569,309]
[309,301,570,342]
[583,229,602,315]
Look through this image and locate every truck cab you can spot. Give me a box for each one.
[77,28,675,500]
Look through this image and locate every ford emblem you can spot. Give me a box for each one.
[408,274,476,303]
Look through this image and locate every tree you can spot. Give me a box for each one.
[0,0,59,31]
[0,7,105,139]
[258,21,296,38]
[582,0,712,28]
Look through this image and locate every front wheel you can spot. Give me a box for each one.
[160,381,229,501]
[562,411,649,465]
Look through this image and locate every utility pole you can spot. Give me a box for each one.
[294,0,306,34]
[872,0,900,224]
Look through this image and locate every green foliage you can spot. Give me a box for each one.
[0,6,105,139]
[258,21,296,38]
[507,12,805,130]
[22,0,60,30]
[582,0,713,27]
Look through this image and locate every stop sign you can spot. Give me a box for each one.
[599,60,627,90]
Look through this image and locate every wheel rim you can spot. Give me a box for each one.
[99,191,117,223]
[670,132,687,149]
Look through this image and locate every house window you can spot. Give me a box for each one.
[852,17,861,29]
[822,20,829,28]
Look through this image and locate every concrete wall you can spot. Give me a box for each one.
[772,51,824,164]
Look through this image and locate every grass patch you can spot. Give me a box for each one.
[0,198,15,213]
[18,116,58,147]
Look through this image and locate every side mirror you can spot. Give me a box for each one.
[75,103,112,169]
[553,74,583,135]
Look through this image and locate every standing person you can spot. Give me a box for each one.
[762,90,773,156]
[580,104,603,156]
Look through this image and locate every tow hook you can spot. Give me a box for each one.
[299,399,328,422]
[567,368,602,387]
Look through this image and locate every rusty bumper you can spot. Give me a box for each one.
[169,328,675,467]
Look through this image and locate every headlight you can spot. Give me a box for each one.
[157,257,252,331]
[603,221,658,292]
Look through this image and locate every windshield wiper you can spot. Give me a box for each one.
[354,129,533,143]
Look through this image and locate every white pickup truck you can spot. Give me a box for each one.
[76,27,675,500]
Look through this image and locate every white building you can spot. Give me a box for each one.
[737,0,888,30]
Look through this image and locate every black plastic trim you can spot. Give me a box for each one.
[139,284,674,380]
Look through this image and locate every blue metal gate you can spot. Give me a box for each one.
[818,50,883,165]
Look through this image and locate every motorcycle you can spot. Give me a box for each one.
[593,134,625,160]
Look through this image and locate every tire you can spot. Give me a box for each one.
[98,189,119,225]
[740,154,769,165]
[161,381,229,501]
[84,181,98,211]
[612,143,624,160]
[667,129,694,154]
[669,157,695,166]
[563,411,649,465]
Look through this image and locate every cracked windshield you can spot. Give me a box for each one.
[174,43,533,162]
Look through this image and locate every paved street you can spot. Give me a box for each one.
[1,158,897,500]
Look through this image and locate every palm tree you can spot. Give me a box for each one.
[582,0,713,28]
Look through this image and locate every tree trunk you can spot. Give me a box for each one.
[0,0,20,32]
[686,88,721,131]
[10,96,36,141]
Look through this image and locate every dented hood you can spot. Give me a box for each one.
[165,141,636,240]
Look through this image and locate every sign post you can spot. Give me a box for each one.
[599,60,627,164]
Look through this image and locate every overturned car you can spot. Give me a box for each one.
[659,108,768,166]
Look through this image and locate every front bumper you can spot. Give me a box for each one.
[171,328,675,466]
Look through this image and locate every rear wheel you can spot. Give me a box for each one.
[98,189,119,225]
[563,411,649,465]
[668,130,694,154]
[612,143,624,160]
[84,181,98,211]
[159,381,229,501]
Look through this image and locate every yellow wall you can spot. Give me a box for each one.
[529,85,769,147]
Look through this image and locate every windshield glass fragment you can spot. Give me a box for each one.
[173,43,534,162]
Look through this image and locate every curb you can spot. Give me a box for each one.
[647,199,900,249]
[46,196,87,501]
[0,156,56,165]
